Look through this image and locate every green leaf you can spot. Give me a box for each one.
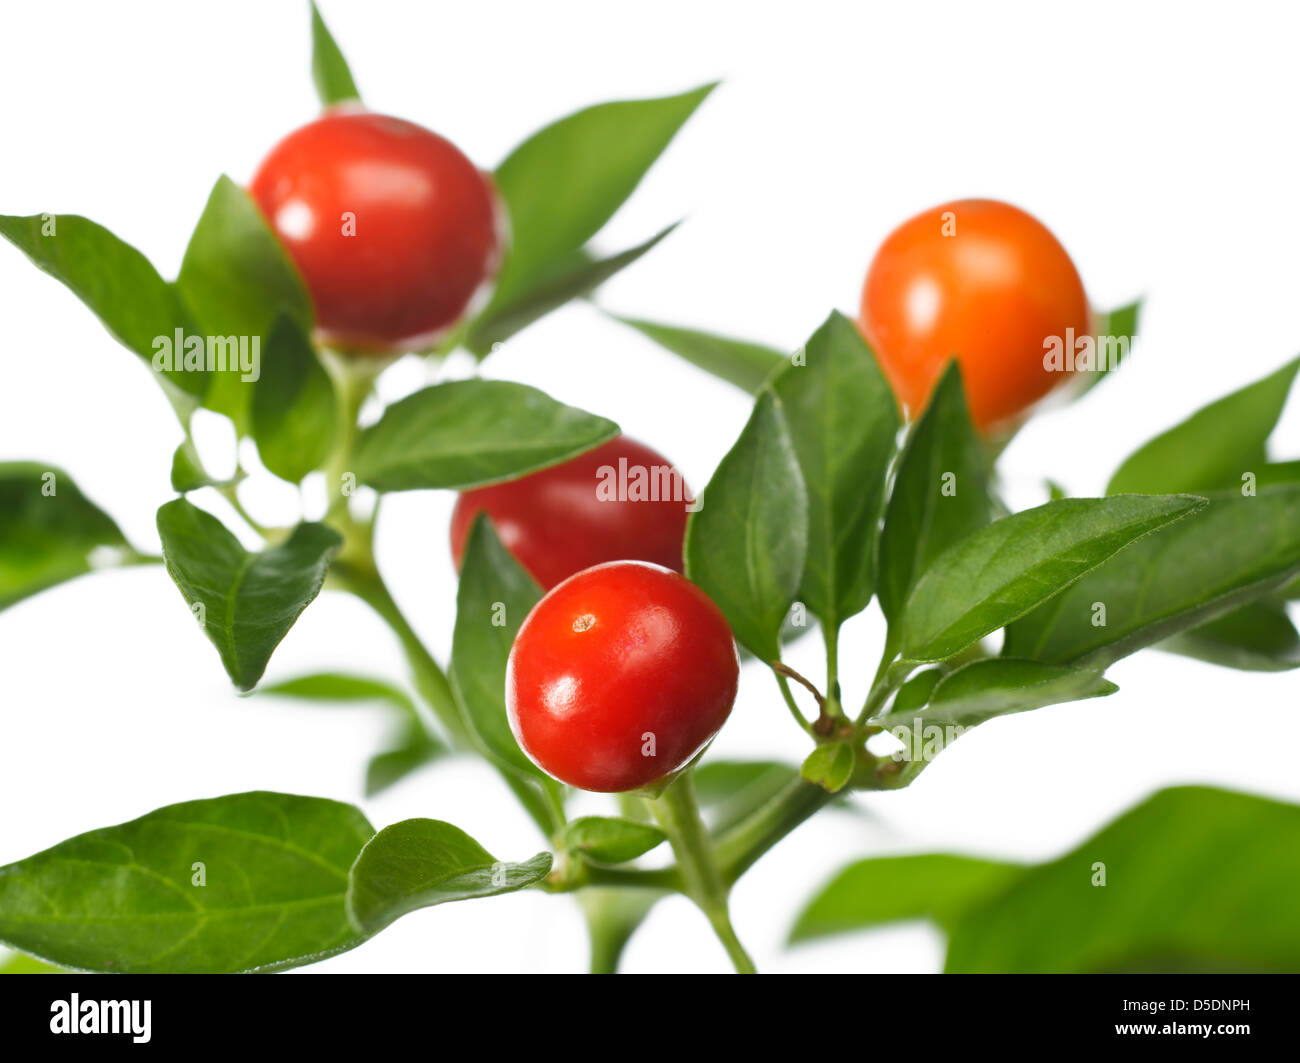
[0,949,65,973]
[899,495,1205,663]
[487,83,715,315]
[365,725,443,797]
[0,792,374,973]
[0,212,204,400]
[0,463,131,611]
[770,312,900,630]
[888,668,943,717]
[799,743,855,794]
[693,760,801,835]
[251,316,338,483]
[345,819,551,935]
[1076,298,1141,393]
[1107,357,1300,495]
[1159,600,1300,672]
[449,514,547,780]
[876,658,1117,729]
[169,437,234,493]
[563,817,666,865]
[309,1,360,106]
[1004,487,1300,668]
[945,786,1300,972]
[176,176,313,431]
[789,854,1022,944]
[157,499,340,691]
[611,316,785,394]
[259,671,442,793]
[684,391,807,661]
[878,362,990,624]
[352,379,618,492]
[466,224,677,356]
[260,671,415,712]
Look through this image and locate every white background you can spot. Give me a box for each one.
[2,0,1299,973]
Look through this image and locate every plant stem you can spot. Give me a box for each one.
[773,672,814,736]
[329,559,469,745]
[713,777,835,885]
[822,619,842,716]
[648,772,756,973]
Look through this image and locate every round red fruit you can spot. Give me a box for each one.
[506,561,739,793]
[249,111,501,353]
[450,437,692,591]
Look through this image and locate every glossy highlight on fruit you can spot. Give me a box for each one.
[858,198,1091,432]
[450,436,692,591]
[249,110,501,353]
[506,561,739,792]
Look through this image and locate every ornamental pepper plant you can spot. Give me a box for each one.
[2,5,1300,976]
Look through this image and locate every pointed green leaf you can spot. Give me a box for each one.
[488,84,715,310]
[309,1,360,106]
[1159,600,1300,672]
[0,213,204,400]
[352,379,618,491]
[346,819,551,935]
[251,315,338,483]
[466,224,677,356]
[684,391,807,661]
[945,786,1300,972]
[878,362,990,624]
[0,792,374,973]
[877,658,1117,729]
[1108,357,1300,495]
[769,312,900,630]
[0,463,131,611]
[176,176,313,431]
[1076,298,1140,394]
[449,514,547,780]
[157,499,340,691]
[1004,487,1300,668]
[260,671,415,711]
[790,855,1022,944]
[364,725,444,797]
[899,495,1205,663]
[563,817,666,865]
[612,316,785,394]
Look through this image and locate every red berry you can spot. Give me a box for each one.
[506,562,739,792]
[450,437,692,591]
[249,110,501,353]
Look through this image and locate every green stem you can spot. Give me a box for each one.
[822,619,842,717]
[648,773,755,973]
[320,349,381,524]
[329,559,468,745]
[773,672,814,735]
[714,777,834,886]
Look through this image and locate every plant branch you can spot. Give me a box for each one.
[648,772,755,973]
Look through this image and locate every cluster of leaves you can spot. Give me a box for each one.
[646,306,1300,800]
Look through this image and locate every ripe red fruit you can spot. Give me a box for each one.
[249,110,501,353]
[506,561,739,793]
[858,198,1091,432]
[449,437,692,591]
